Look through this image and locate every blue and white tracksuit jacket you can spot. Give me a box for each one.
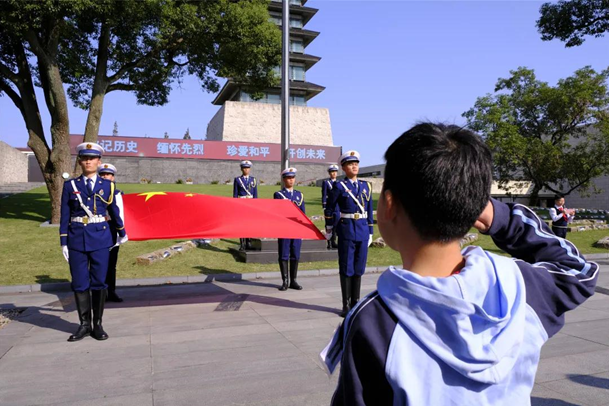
[321,199,598,406]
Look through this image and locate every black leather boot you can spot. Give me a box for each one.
[289,259,302,290]
[107,291,123,303]
[245,238,253,250]
[351,275,362,308]
[339,275,352,318]
[91,289,109,340]
[278,260,289,291]
[68,290,92,342]
[330,234,338,249]
[239,238,246,251]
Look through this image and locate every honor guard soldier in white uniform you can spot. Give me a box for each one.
[60,143,128,341]
[322,164,340,249]
[324,151,374,317]
[233,160,258,250]
[274,167,306,291]
[98,163,124,302]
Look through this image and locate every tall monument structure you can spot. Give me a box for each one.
[206,0,333,147]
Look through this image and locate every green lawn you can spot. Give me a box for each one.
[0,184,606,286]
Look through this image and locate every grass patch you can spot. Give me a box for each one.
[0,184,606,286]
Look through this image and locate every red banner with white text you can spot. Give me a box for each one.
[70,135,340,164]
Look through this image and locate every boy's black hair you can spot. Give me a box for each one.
[554,195,564,201]
[383,122,492,243]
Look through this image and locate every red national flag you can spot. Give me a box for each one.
[122,192,325,241]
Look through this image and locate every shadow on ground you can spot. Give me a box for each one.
[0,193,49,223]
[568,373,609,390]
[106,279,340,316]
[0,295,78,335]
[531,398,579,406]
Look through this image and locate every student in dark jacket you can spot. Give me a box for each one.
[321,123,598,405]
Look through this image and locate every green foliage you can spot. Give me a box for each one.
[210,180,219,185]
[176,179,184,184]
[0,0,281,109]
[537,0,609,47]
[464,66,609,198]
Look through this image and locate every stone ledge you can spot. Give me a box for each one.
[0,267,392,294]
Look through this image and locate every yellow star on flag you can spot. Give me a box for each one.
[137,192,167,202]
[185,193,194,197]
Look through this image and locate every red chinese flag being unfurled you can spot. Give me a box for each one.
[122,192,325,241]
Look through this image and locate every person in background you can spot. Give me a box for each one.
[549,195,575,238]
[322,164,340,250]
[98,163,124,303]
[60,143,128,342]
[274,167,305,291]
[324,151,374,317]
[233,160,258,250]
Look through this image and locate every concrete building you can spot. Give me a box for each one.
[355,163,609,210]
[206,0,334,147]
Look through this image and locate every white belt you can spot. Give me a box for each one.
[71,216,107,224]
[340,212,367,220]
[238,196,253,199]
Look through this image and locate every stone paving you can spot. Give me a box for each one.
[0,262,608,406]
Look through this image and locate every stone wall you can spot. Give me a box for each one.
[99,156,330,185]
[206,101,334,146]
[0,141,28,184]
[563,175,609,211]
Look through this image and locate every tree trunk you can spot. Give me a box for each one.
[528,183,542,206]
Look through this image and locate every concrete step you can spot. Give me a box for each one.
[250,238,327,252]
[0,182,46,197]
[230,247,338,264]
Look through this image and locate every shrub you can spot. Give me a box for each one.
[211,180,219,185]
[176,179,184,184]
[275,181,282,186]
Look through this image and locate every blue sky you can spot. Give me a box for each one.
[0,0,607,167]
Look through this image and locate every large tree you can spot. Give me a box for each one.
[537,0,609,47]
[0,0,280,223]
[464,67,609,203]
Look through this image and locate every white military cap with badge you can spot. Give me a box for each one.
[76,142,105,157]
[281,167,297,178]
[339,150,360,165]
[98,163,117,175]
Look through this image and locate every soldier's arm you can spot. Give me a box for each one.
[321,181,327,208]
[324,185,340,229]
[233,178,238,198]
[300,193,306,214]
[367,182,374,235]
[253,179,258,199]
[59,182,70,246]
[107,189,126,238]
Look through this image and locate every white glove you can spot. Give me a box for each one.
[62,245,69,262]
[117,235,129,245]
[368,235,373,247]
[325,227,333,240]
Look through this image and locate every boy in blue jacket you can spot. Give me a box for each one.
[321,123,598,405]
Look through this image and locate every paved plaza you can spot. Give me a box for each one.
[1,261,608,406]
